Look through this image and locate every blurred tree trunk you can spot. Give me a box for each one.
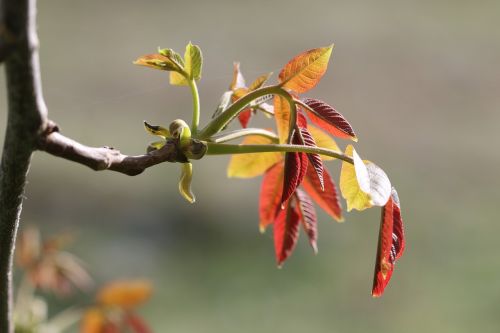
[0,0,48,331]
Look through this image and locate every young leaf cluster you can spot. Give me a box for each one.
[134,42,405,297]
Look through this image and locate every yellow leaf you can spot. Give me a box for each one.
[307,125,340,160]
[179,162,195,203]
[97,280,152,309]
[169,43,202,85]
[248,72,272,91]
[170,71,188,86]
[340,145,373,211]
[81,308,105,333]
[227,135,282,178]
[274,95,290,144]
[232,87,249,100]
[144,121,170,138]
[279,45,333,93]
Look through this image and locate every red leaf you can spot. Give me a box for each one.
[302,167,343,222]
[297,125,324,190]
[238,109,252,128]
[281,133,308,205]
[372,188,405,297]
[295,189,318,253]
[274,203,301,267]
[302,98,357,141]
[296,110,308,128]
[102,323,120,333]
[124,312,152,333]
[259,163,284,232]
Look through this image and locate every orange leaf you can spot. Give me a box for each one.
[133,54,180,72]
[274,95,291,144]
[302,166,343,222]
[81,308,105,333]
[279,45,333,93]
[274,203,301,267]
[372,188,405,297]
[97,280,152,308]
[259,163,284,232]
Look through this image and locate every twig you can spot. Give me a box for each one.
[37,122,180,176]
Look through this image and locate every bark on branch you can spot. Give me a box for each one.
[37,122,180,176]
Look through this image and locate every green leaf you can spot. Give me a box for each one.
[184,42,203,81]
[179,163,195,203]
[158,48,185,67]
[170,42,203,85]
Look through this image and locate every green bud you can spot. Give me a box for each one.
[182,139,207,160]
[169,119,191,147]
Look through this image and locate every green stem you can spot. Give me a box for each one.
[209,128,278,143]
[206,142,354,164]
[196,85,296,140]
[188,79,200,135]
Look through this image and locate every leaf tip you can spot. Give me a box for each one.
[312,242,318,255]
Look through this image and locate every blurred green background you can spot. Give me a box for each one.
[2,0,500,332]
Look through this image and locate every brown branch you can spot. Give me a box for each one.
[37,122,180,176]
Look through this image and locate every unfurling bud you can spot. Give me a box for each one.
[169,119,191,139]
[169,119,191,145]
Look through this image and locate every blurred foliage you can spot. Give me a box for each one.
[2,0,500,332]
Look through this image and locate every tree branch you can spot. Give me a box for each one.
[37,122,180,176]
